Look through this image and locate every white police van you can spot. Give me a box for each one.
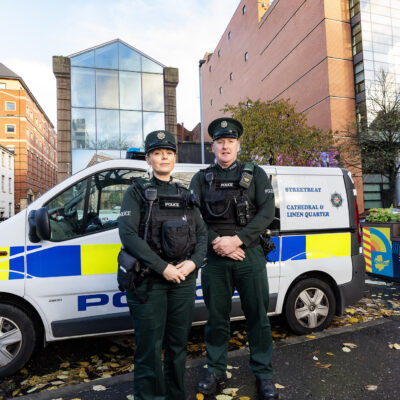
[0,159,364,376]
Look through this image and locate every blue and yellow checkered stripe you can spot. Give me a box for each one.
[0,233,350,280]
[0,244,120,280]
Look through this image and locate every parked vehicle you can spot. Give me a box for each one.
[0,159,364,376]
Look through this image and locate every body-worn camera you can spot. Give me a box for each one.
[235,197,250,226]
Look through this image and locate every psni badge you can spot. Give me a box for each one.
[157,132,166,140]
[331,192,343,207]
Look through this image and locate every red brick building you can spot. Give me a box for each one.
[0,63,57,212]
[201,0,363,208]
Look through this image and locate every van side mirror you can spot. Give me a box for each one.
[35,207,51,241]
[28,210,41,243]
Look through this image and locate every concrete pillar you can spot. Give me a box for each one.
[53,56,71,183]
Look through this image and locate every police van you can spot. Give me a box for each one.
[0,159,364,376]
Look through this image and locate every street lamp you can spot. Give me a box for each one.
[199,59,206,164]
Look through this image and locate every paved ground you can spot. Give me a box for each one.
[17,276,400,400]
[20,316,400,400]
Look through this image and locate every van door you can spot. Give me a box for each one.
[25,168,146,340]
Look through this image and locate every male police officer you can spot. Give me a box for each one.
[190,118,278,399]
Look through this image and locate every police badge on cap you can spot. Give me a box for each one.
[145,130,177,153]
[208,117,243,140]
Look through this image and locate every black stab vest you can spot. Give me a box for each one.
[136,180,197,263]
[201,164,257,238]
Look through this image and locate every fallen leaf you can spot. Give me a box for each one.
[79,361,90,367]
[342,347,351,353]
[20,368,29,374]
[109,345,119,353]
[389,343,400,350]
[365,385,378,391]
[239,398,250,400]
[343,343,358,348]
[60,362,70,368]
[216,395,232,400]
[275,383,285,389]
[226,371,232,379]
[126,395,134,400]
[306,335,316,339]
[345,307,356,314]
[316,363,332,369]
[326,352,335,356]
[313,356,319,361]
[222,388,239,395]
[51,380,66,385]
[12,389,21,396]
[348,317,359,324]
[93,385,107,391]
[196,393,204,400]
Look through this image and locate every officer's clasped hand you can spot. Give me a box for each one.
[162,264,186,283]
[212,236,245,260]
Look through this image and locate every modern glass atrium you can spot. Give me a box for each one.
[69,39,165,172]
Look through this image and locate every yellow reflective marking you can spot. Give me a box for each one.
[0,247,10,280]
[81,244,121,275]
[306,233,351,259]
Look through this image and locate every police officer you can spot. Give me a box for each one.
[190,118,278,399]
[119,130,207,400]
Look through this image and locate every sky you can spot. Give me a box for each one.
[0,0,241,130]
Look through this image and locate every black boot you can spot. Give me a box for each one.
[256,378,279,399]
[197,370,225,395]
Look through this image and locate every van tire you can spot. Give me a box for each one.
[0,304,36,377]
[285,278,335,335]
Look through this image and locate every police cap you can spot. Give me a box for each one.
[144,130,176,153]
[208,117,243,140]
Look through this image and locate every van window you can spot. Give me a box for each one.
[45,169,146,241]
[269,174,280,231]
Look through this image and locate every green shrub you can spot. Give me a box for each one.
[366,207,400,223]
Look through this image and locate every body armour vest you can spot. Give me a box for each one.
[201,163,257,239]
[135,179,198,263]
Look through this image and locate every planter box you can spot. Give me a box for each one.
[361,222,400,282]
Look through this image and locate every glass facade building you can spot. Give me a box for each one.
[350,0,400,208]
[68,40,165,173]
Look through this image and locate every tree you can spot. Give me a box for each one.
[222,99,335,166]
[340,70,400,206]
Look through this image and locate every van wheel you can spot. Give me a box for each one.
[285,278,335,335]
[0,304,36,377]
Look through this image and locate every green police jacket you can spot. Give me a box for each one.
[189,160,275,247]
[118,176,208,275]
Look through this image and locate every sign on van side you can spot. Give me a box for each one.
[280,175,349,231]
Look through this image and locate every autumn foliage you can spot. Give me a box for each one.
[222,99,335,166]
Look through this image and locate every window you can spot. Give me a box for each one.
[350,0,360,18]
[9,203,12,217]
[211,99,213,106]
[230,72,233,80]
[218,50,221,57]
[242,5,246,14]
[1,152,4,167]
[219,87,223,94]
[352,23,362,56]
[244,52,249,61]
[5,102,16,111]
[44,169,146,241]
[9,178,12,194]
[5,125,15,134]
[209,65,211,72]
[354,61,365,94]
[228,31,231,39]
[9,155,12,169]
[1,175,5,193]
[0,83,5,89]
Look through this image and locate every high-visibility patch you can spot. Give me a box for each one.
[306,233,351,259]
[81,244,120,275]
[0,247,10,280]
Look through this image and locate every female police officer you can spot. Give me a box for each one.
[118,130,207,400]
